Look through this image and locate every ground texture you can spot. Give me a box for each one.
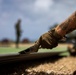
[0,56,76,75]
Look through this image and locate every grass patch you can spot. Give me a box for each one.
[0,47,26,54]
[0,45,69,56]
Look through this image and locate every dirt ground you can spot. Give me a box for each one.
[24,56,76,75]
[0,43,76,75]
[0,56,76,75]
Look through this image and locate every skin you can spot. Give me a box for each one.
[55,11,76,37]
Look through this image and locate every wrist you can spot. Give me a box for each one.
[55,27,66,37]
[49,28,62,40]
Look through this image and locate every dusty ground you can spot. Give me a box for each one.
[0,56,76,75]
[25,56,76,75]
[0,43,76,75]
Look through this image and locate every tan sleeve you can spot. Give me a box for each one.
[55,11,76,37]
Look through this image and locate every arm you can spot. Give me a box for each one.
[19,11,76,54]
[55,11,76,37]
[38,11,76,49]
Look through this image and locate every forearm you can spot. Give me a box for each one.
[55,11,76,37]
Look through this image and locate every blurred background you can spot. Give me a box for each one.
[0,0,76,53]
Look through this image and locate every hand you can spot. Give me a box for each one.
[37,29,62,49]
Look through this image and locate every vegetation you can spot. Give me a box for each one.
[0,44,69,56]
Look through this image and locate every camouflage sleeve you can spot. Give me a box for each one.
[55,11,76,37]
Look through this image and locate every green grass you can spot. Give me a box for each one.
[0,45,69,56]
[0,47,27,54]
[38,46,69,56]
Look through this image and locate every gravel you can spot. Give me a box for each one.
[0,56,76,75]
[25,56,76,75]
